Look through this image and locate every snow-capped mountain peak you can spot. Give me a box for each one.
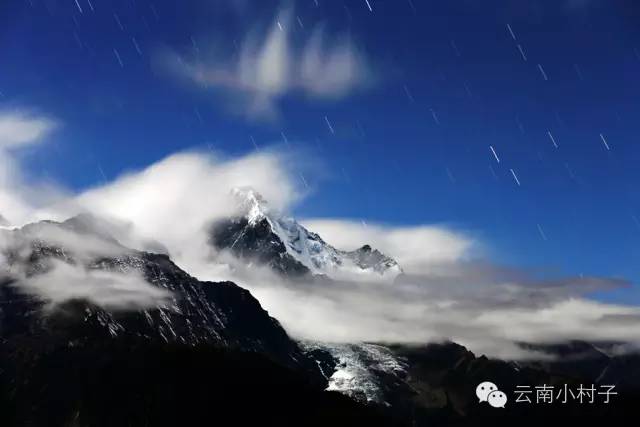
[0,215,315,374]
[213,188,402,280]
[231,187,270,226]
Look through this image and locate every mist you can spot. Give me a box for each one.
[1,109,639,359]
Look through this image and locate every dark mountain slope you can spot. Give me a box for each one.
[0,339,397,427]
[211,215,312,277]
[0,216,319,377]
[386,342,640,424]
[305,341,640,425]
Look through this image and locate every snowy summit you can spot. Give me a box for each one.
[211,188,402,280]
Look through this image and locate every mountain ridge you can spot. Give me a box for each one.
[2,213,640,425]
[210,188,402,279]
[0,215,321,378]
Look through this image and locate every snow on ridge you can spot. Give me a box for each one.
[230,187,270,225]
[230,187,402,280]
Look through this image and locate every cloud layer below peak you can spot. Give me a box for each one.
[1,109,639,360]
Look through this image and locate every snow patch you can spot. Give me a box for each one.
[303,342,408,404]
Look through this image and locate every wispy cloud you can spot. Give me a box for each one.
[15,259,171,311]
[226,262,636,360]
[0,111,57,150]
[70,149,303,272]
[159,8,373,121]
[301,219,476,274]
[1,214,171,312]
[0,110,61,225]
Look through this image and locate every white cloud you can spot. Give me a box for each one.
[1,108,639,359]
[0,111,57,150]
[7,219,128,262]
[300,27,369,99]
[0,111,61,226]
[1,219,171,312]
[301,219,476,274]
[67,149,303,274]
[226,264,638,360]
[474,298,640,345]
[15,259,171,311]
[160,9,373,121]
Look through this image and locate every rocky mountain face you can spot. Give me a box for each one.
[305,340,640,425]
[0,215,318,377]
[1,213,640,425]
[0,215,407,426]
[210,188,401,279]
[211,214,312,277]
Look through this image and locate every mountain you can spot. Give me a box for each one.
[0,339,396,427]
[305,340,640,425]
[517,341,640,391]
[0,215,319,377]
[210,188,402,279]
[0,215,405,426]
[303,342,412,404]
[2,213,640,425]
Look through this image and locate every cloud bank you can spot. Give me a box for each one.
[222,251,637,360]
[17,259,171,311]
[159,8,372,121]
[301,219,476,274]
[1,109,639,359]
[70,149,303,279]
[0,216,172,312]
[0,111,169,311]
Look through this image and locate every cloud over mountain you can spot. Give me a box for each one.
[1,109,639,359]
[18,259,171,311]
[301,219,476,274]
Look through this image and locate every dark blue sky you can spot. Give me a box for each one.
[1,0,640,291]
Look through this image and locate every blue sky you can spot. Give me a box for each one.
[1,0,639,293]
